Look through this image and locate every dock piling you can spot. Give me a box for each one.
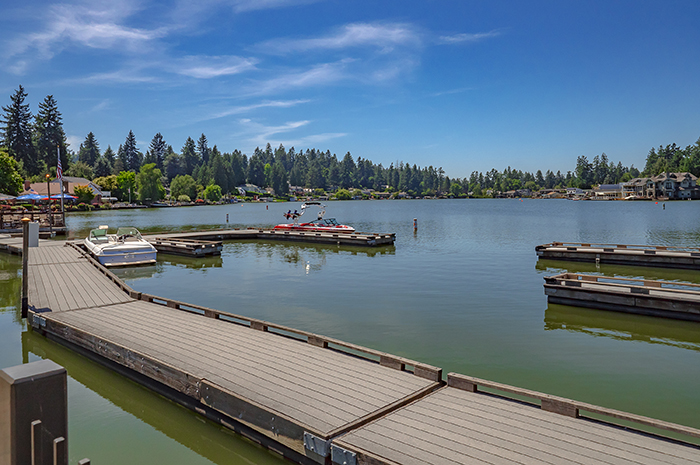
[21,218,29,319]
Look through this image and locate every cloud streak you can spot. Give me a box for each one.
[257,22,421,54]
[174,55,258,79]
[437,30,502,45]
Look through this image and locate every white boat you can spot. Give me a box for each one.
[84,225,157,267]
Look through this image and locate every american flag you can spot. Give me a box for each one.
[57,148,63,181]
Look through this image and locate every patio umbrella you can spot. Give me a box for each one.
[0,193,16,200]
[50,193,77,199]
[16,193,48,201]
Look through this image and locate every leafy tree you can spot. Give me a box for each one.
[0,148,23,195]
[1,85,37,174]
[73,184,95,204]
[35,95,68,171]
[67,161,94,180]
[78,132,100,166]
[177,194,191,202]
[203,184,222,202]
[136,163,165,202]
[335,189,352,200]
[170,174,197,199]
[149,133,167,170]
[116,171,136,202]
[92,175,118,193]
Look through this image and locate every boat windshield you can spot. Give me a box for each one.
[89,228,109,242]
[115,227,142,240]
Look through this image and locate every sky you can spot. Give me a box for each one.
[2,0,700,178]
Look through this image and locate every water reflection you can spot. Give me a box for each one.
[0,255,22,323]
[22,330,284,465]
[544,303,700,352]
[226,239,394,273]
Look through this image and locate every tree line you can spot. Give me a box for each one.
[2,85,699,199]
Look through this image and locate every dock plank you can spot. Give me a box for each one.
[334,387,700,465]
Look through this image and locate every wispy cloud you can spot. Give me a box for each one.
[206,99,310,120]
[429,87,473,97]
[68,69,161,85]
[246,60,351,95]
[228,0,321,13]
[174,55,258,79]
[257,22,421,54]
[7,2,167,60]
[437,30,502,45]
[236,118,346,149]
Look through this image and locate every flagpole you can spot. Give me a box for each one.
[58,146,65,228]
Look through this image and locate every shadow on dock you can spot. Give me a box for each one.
[544,303,700,352]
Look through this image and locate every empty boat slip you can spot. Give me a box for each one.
[332,373,700,465]
[25,244,442,463]
[543,272,700,321]
[535,242,700,270]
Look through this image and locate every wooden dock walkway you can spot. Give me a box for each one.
[145,228,396,247]
[544,272,700,322]
[4,237,700,464]
[536,242,700,270]
[149,237,223,256]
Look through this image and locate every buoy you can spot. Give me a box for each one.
[266,205,268,210]
[413,218,417,231]
[226,213,229,223]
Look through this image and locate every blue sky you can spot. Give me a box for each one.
[2,0,699,177]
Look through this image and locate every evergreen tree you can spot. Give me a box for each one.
[122,130,142,171]
[1,85,37,174]
[35,95,68,173]
[149,132,167,170]
[78,132,100,167]
[164,152,182,181]
[197,133,210,166]
[181,137,198,175]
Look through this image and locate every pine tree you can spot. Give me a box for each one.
[181,137,198,175]
[78,132,100,167]
[1,85,37,174]
[122,130,142,172]
[197,133,210,166]
[35,95,68,173]
[149,132,166,170]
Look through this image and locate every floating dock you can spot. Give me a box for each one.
[146,228,396,247]
[544,272,700,322]
[536,242,700,270]
[4,237,700,464]
[149,237,223,256]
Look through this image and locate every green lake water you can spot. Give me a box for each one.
[2,199,700,463]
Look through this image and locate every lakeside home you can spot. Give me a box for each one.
[21,176,114,204]
[623,172,699,199]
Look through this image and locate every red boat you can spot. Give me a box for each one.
[274,202,356,233]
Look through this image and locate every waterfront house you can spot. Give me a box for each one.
[592,184,623,200]
[622,172,699,199]
[24,177,111,203]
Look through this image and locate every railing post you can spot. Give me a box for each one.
[0,360,67,465]
[21,217,30,319]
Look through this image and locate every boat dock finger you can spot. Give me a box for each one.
[536,242,700,269]
[544,272,700,322]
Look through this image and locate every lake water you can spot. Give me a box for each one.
[2,199,700,463]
